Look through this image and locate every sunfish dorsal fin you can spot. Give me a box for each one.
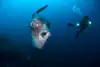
[36,5,48,13]
[32,5,48,18]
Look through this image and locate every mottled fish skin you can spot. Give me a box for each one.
[30,15,51,49]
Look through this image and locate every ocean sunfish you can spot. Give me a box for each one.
[30,5,51,49]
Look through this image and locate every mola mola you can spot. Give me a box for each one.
[30,5,51,49]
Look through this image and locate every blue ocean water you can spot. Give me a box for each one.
[0,0,100,67]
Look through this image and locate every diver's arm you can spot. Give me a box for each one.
[75,25,80,28]
[68,23,75,27]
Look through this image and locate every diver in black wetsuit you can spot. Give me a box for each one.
[68,16,92,38]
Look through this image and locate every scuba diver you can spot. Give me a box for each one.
[30,5,51,49]
[68,16,92,38]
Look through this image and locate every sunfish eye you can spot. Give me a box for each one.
[41,32,47,38]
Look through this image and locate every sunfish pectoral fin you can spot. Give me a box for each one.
[68,23,75,27]
[36,5,48,13]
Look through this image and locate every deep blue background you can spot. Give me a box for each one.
[0,0,100,67]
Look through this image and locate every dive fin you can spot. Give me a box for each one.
[75,31,80,38]
[36,5,48,13]
[68,23,75,27]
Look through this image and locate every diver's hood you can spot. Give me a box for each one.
[84,16,89,20]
